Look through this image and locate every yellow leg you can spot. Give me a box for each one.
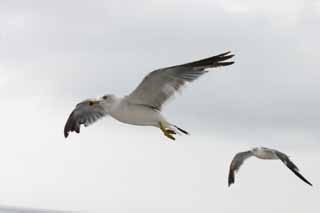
[159,122,176,141]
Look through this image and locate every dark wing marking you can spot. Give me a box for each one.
[228,151,253,186]
[64,100,108,138]
[274,151,312,186]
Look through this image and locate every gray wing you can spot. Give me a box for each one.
[64,100,108,138]
[127,51,234,110]
[228,151,253,186]
[274,150,312,186]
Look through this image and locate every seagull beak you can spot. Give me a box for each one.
[89,100,100,106]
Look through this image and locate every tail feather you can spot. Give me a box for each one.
[173,125,189,135]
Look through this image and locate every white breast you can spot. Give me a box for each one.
[110,101,162,127]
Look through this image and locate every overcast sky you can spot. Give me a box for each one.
[1,0,320,212]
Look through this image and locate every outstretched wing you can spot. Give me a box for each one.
[274,151,312,186]
[228,151,253,186]
[64,100,108,138]
[126,51,234,110]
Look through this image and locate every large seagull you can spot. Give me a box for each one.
[228,147,312,186]
[64,51,234,140]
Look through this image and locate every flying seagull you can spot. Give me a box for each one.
[228,147,312,186]
[64,51,234,140]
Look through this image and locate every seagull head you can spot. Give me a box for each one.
[98,94,117,109]
[252,147,259,152]
[99,94,116,102]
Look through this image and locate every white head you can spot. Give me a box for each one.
[252,147,259,152]
[98,94,118,111]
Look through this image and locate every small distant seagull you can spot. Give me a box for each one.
[228,147,312,186]
[64,51,234,140]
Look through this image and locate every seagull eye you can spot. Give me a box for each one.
[102,95,108,100]
[89,101,94,106]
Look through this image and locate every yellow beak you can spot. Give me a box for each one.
[89,100,99,106]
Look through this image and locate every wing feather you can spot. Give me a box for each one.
[228,151,253,186]
[64,100,108,138]
[127,51,234,110]
[274,151,312,186]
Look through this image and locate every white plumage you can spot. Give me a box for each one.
[64,51,234,140]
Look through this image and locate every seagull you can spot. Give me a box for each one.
[64,51,234,140]
[228,147,312,186]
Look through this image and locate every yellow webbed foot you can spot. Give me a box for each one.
[164,130,176,140]
[159,122,176,141]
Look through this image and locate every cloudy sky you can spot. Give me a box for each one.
[1,0,320,212]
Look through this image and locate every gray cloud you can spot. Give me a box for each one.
[1,0,320,212]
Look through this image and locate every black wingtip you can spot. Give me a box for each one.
[217,52,235,67]
[219,61,235,66]
[64,110,82,139]
[176,51,235,69]
[275,152,313,187]
[216,51,234,59]
[64,125,69,138]
[217,51,232,56]
[292,169,313,186]
[228,169,235,187]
